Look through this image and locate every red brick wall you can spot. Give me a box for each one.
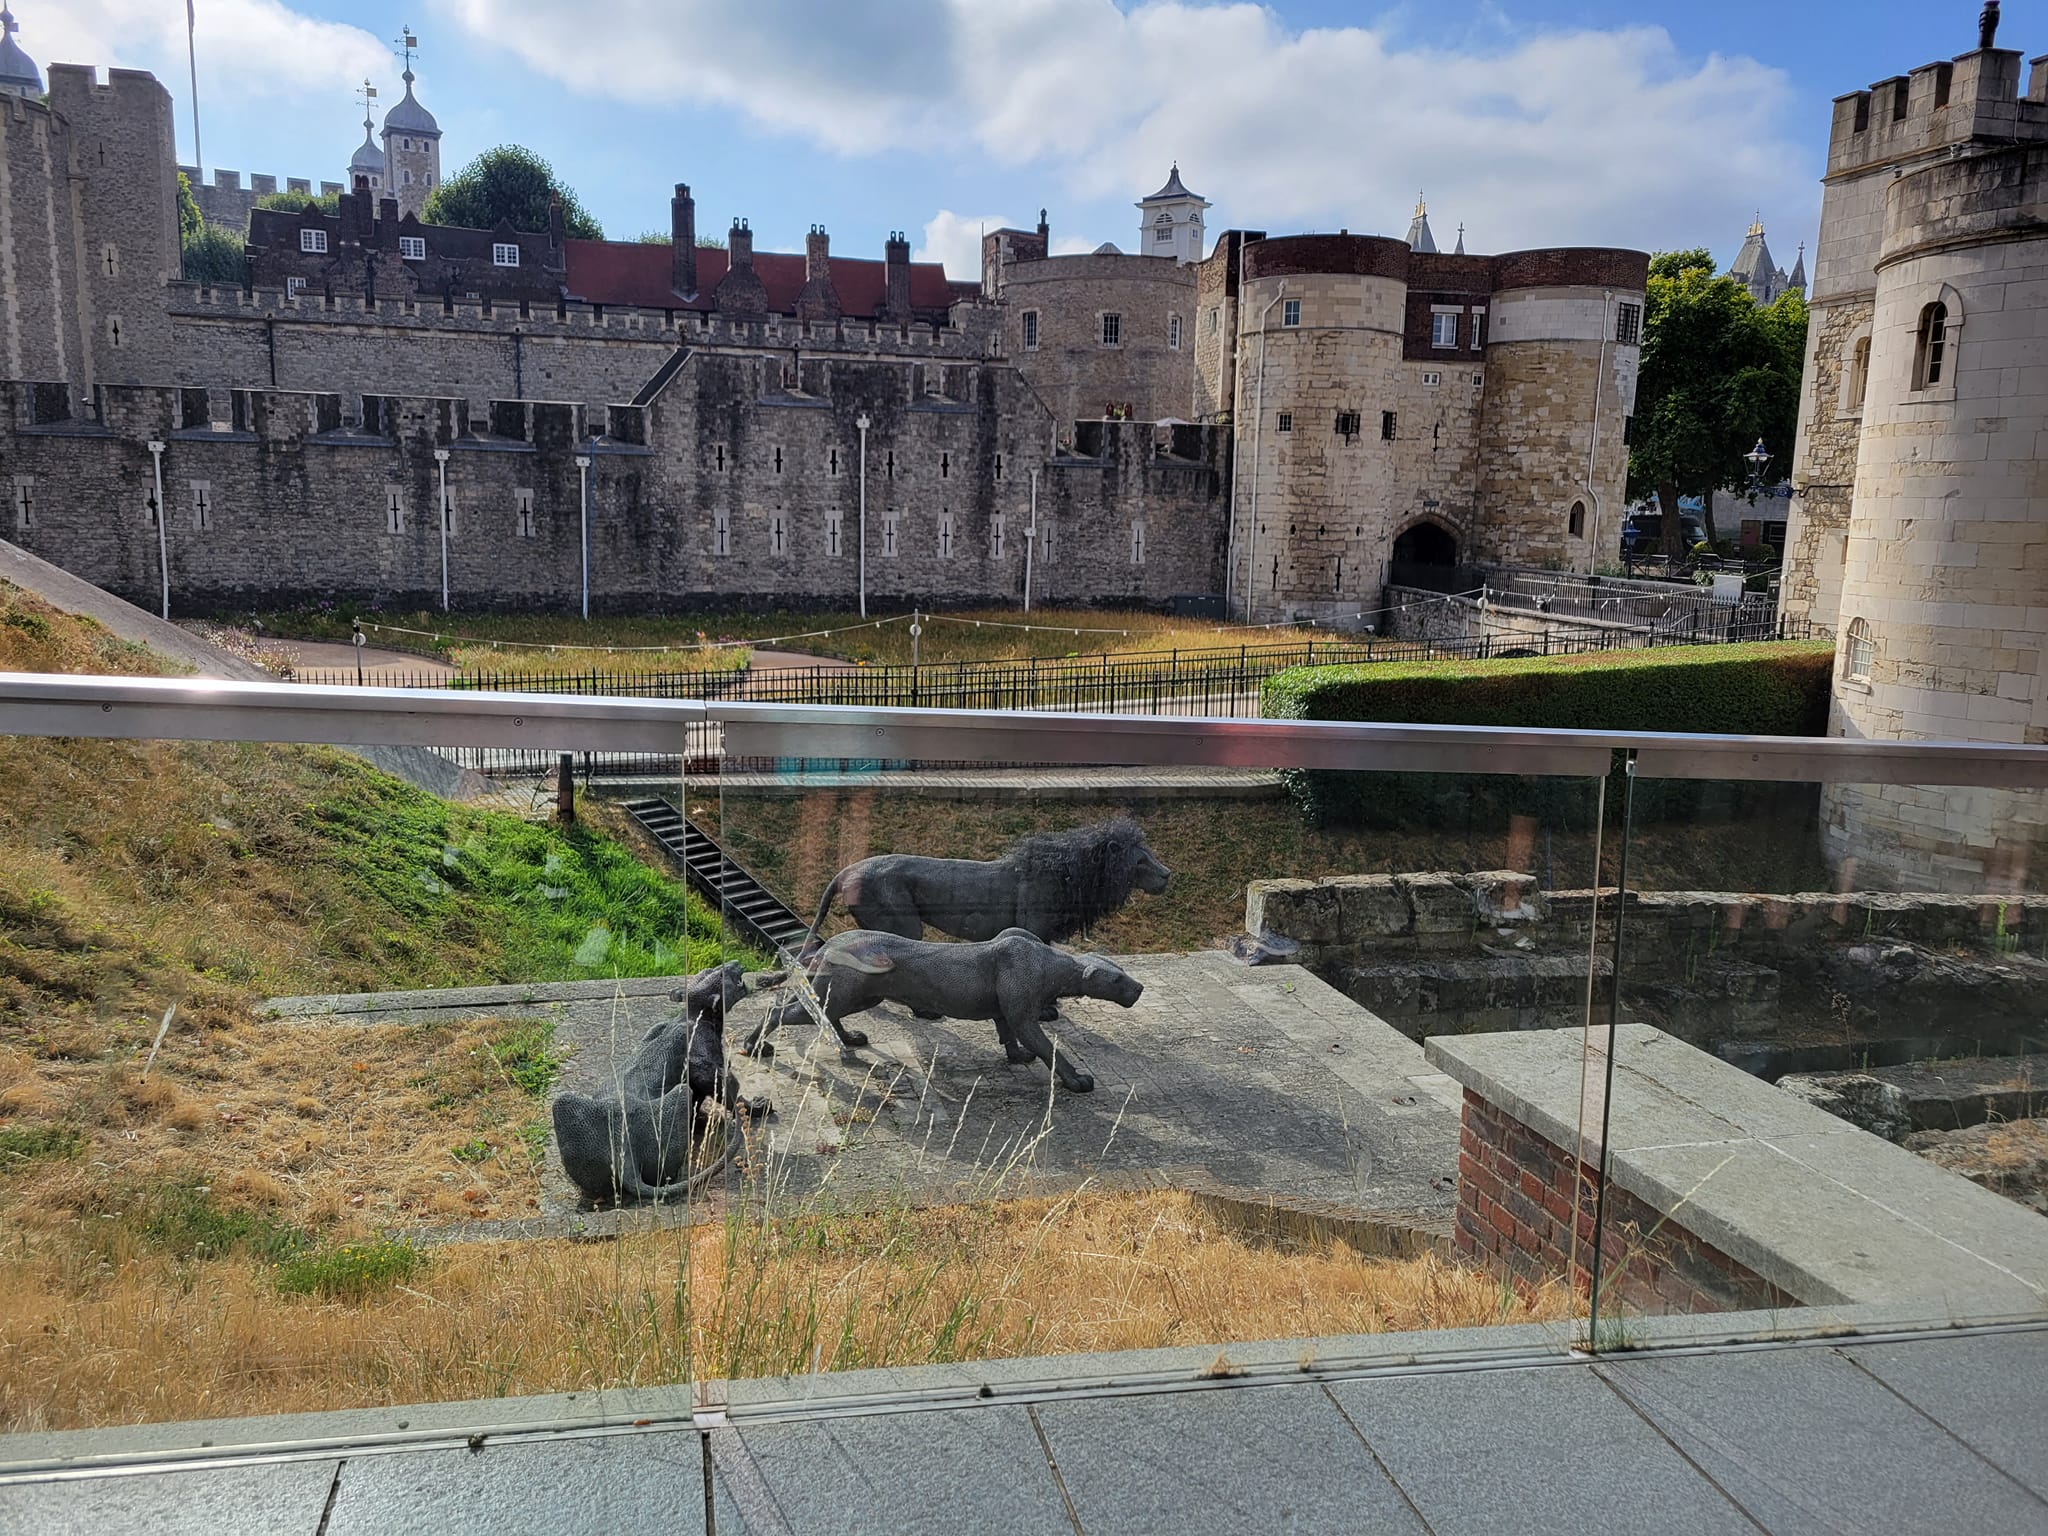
[1456,1089,1796,1315]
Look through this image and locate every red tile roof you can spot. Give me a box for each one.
[562,239,963,317]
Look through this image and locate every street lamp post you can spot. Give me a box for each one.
[146,439,168,619]
[855,412,870,618]
[575,452,593,620]
[1023,468,1039,613]
[433,448,451,612]
[1745,438,1771,483]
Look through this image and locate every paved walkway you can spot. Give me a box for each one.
[265,955,1464,1245]
[4,1324,2041,1533]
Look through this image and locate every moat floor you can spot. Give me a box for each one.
[265,954,1464,1244]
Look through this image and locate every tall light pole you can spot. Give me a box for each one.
[1023,467,1039,613]
[1243,280,1288,623]
[433,447,451,611]
[146,439,169,619]
[854,412,870,618]
[575,452,592,620]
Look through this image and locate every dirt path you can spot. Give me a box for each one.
[748,648,857,673]
[280,639,456,680]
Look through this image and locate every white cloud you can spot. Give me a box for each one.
[34,0,387,104]
[913,211,1011,280]
[447,0,1815,253]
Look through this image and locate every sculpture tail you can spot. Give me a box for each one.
[798,868,847,961]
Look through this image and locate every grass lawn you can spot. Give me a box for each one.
[240,604,1330,671]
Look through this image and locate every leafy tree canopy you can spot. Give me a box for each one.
[1648,247,1716,280]
[422,146,603,240]
[255,188,340,216]
[1626,257,1807,554]
[634,229,727,248]
[176,171,202,241]
[182,223,246,285]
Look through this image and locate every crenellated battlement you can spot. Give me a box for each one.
[1826,47,2048,177]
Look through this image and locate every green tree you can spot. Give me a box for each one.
[176,171,202,241]
[255,188,340,217]
[1627,257,1807,556]
[635,229,727,248]
[182,223,246,285]
[422,146,603,239]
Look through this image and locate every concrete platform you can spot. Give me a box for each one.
[6,1322,2043,1533]
[267,954,1466,1245]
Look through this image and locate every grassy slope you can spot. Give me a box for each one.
[0,580,731,1276]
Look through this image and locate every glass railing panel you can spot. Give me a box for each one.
[706,725,1610,1390]
[0,710,711,1444]
[1583,761,2048,1349]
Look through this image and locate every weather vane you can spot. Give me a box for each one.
[394,26,419,76]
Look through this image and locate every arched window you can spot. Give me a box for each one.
[1912,303,1948,390]
[1568,500,1586,537]
[1845,618,1874,682]
[1849,335,1871,408]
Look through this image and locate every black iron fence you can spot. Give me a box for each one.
[297,619,1820,780]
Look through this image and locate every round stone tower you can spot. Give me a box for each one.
[380,65,441,218]
[1824,126,2048,888]
[1229,234,1412,624]
[1471,250,1645,571]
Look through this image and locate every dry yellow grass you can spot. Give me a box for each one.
[0,1189,1566,1431]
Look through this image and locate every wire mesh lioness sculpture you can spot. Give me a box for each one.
[748,928,1142,1093]
[551,961,781,1206]
[799,816,1171,956]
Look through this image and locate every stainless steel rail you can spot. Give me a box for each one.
[4,671,2048,786]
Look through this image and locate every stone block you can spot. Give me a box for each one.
[1244,877,1341,946]
[1399,872,1474,935]
[1462,870,1545,925]
[1329,872,1411,935]
[1777,1072,1914,1142]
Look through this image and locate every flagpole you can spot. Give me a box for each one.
[186,0,203,171]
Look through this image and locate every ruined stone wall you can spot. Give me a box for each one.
[1000,253,1198,431]
[1780,298,1867,634]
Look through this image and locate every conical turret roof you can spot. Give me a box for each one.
[0,7,42,97]
[382,68,440,136]
[1140,163,1206,204]
[1405,194,1436,254]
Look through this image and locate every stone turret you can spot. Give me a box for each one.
[0,6,43,98]
[1135,164,1210,264]
[380,61,442,219]
[1404,195,1437,254]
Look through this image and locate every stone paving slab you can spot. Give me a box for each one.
[1036,1380,1425,1534]
[323,1430,706,1536]
[710,1407,1069,1536]
[1598,1345,2048,1535]
[1845,1330,2048,1498]
[1328,1365,1759,1536]
[0,1455,341,1535]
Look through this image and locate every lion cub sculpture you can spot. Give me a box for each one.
[552,961,780,1206]
[748,928,1142,1093]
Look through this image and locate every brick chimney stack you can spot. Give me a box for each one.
[672,183,697,297]
[716,218,767,317]
[547,193,565,249]
[730,218,753,269]
[884,230,911,321]
[796,224,841,323]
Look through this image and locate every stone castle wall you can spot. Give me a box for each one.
[1,352,1224,611]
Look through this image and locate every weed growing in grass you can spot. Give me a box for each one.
[274,1239,424,1300]
[487,1021,565,1099]
[451,1137,494,1165]
[135,1182,309,1264]
[0,1124,82,1168]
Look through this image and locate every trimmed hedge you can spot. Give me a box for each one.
[1261,640,1834,828]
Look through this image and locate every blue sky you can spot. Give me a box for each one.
[34,0,2021,279]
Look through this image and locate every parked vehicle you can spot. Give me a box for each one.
[1621,509,1708,553]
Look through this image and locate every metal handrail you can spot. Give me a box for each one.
[2,670,2048,787]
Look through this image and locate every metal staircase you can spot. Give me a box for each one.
[620,795,809,956]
